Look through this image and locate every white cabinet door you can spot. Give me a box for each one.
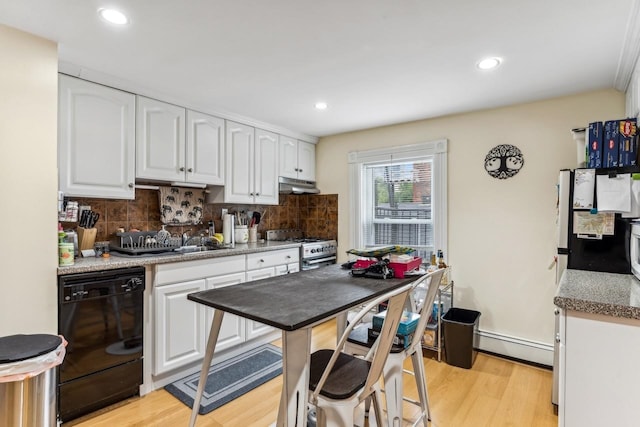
[245,267,276,340]
[58,74,135,199]
[224,121,254,203]
[297,141,316,181]
[136,96,186,182]
[561,310,640,427]
[187,110,225,185]
[154,279,206,375]
[275,262,300,275]
[278,136,315,182]
[278,135,299,179]
[254,128,279,205]
[205,272,246,351]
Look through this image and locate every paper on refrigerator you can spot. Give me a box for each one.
[622,179,640,218]
[573,211,615,236]
[572,169,595,209]
[595,174,631,212]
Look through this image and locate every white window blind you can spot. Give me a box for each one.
[349,140,447,262]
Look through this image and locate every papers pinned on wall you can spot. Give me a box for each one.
[595,174,631,212]
[572,169,595,209]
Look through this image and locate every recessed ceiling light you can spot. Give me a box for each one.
[315,102,328,110]
[98,8,129,25]
[477,57,502,70]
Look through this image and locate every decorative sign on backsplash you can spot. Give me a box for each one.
[158,186,205,225]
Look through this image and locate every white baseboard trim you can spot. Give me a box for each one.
[476,329,554,367]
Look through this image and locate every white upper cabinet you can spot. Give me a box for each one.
[136,97,225,185]
[187,110,225,185]
[217,121,278,205]
[254,128,279,204]
[58,74,136,199]
[136,96,186,182]
[224,121,254,202]
[297,140,316,181]
[279,136,315,181]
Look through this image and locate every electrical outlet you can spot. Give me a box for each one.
[221,208,228,216]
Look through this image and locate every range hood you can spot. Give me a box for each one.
[278,177,320,194]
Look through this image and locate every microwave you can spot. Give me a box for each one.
[631,223,640,280]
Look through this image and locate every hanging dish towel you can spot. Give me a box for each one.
[159,186,205,225]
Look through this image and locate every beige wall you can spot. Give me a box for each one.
[0,24,58,335]
[316,90,625,360]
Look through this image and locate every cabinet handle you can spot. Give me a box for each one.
[260,259,264,263]
[299,169,303,173]
[187,168,193,173]
[250,192,254,196]
[179,167,185,172]
[256,193,260,196]
[128,183,134,188]
[295,168,299,172]
[555,334,561,343]
[286,255,291,259]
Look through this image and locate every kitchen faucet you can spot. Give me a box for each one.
[182,229,192,245]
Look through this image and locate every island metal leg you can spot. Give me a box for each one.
[188,310,224,427]
[276,328,311,427]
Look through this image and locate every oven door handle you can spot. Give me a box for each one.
[305,256,337,264]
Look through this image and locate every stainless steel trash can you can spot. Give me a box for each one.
[0,334,65,427]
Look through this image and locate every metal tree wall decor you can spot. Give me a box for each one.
[484,144,525,179]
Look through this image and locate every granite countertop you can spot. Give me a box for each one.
[57,241,301,275]
[554,269,640,319]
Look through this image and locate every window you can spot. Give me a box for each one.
[349,140,447,262]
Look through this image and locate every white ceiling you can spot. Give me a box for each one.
[1,0,639,138]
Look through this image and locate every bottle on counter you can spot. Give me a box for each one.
[437,249,447,269]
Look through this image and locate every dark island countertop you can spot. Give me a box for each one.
[554,269,640,320]
[188,264,420,331]
[56,241,301,275]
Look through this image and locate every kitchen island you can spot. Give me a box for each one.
[554,269,640,427]
[187,264,420,427]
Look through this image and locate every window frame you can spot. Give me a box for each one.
[348,139,448,259]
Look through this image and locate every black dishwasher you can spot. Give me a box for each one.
[58,266,144,422]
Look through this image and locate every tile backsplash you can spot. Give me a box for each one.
[65,190,338,242]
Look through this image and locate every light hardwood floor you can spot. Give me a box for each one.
[66,319,557,427]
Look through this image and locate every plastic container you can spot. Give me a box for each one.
[442,308,481,369]
[352,257,422,278]
[235,225,248,243]
[59,243,75,266]
[0,334,66,427]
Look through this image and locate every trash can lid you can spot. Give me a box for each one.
[0,334,62,363]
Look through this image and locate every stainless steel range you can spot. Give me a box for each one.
[265,229,337,270]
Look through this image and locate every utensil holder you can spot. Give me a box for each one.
[77,227,97,253]
[248,226,258,243]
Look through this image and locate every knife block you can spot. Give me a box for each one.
[78,227,97,253]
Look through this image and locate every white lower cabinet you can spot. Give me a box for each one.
[245,248,300,340]
[559,310,640,426]
[154,279,206,375]
[245,267,277,340]
[153,249,300,376]
[205,272,246,351]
